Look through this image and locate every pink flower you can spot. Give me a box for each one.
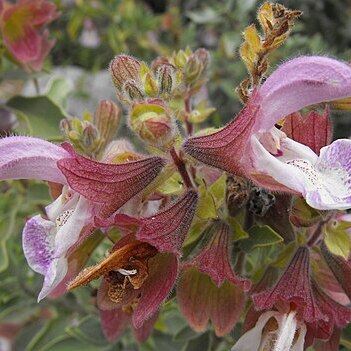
[0,136,165,300]
[67,190,198,341]
[184,56,351,210]
[232,246,351,351]
[0,0,60,71]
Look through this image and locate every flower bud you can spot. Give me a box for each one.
[156,63,176,95]
[194,48,210,73]
[0,108,16,136]
[102,139,141,164]
[60,116,101,155]
[184,56,202,84]
[129,102,175,146]
[123,80,144,102]
[110,55,141,92]
[94,100,122,152]
[173,49,188,68]
[143,72,158,97]
[82,123,100,151]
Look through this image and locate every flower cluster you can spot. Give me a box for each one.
[1,2,351,349]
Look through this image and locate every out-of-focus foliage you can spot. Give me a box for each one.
[1,1,351,351]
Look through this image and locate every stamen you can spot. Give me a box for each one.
[116,268,137,276]
[273,311,297,351]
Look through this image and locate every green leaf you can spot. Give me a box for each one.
[210,174,226,205]
[0,193,21,272]
[197,184,217,220]
[324,221,351,260]
[26,316,73,351]
[182,331,211,351]
[46,77,73,107]
[239,225,284,252]
[13,321,46,351]
[187,8,221,24]
[7,95,70,138]
[226,217,249,241]
[66,315,108,346]
[173,326,199,342]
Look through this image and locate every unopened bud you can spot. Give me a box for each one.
[60,119,72,135]
[194,48,210,70]
[102,139,141,164]
[82,124,100,151]
[174,50,188,68]
[129,103,175,146]
[0,108,16,136]
[143,73,158,97]
[184,56,202,84]
[110,55,141,91]
[156,63,176,95]
[94,100,121,152]
[123,80,144,102]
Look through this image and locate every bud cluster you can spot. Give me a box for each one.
[61,100,121,157]
[237,2,302,101]
[109,48,212,146]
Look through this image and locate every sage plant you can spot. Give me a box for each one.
[1,2,351,350]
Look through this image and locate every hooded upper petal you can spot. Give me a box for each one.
[0,136,69,183]
[255,56,351,133]
[57,143,165,217]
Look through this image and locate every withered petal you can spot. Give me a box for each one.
[67,241,157,290]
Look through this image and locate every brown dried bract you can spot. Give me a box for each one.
[67,241,158,291]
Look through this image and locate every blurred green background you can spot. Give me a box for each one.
[1,0,351,350]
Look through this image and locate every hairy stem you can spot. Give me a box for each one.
[170,147,193,188]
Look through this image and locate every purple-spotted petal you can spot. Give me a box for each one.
[251,137,351,210]
[307,139,351,209]
[54,196,92,257]
[22,215,68,301]
[22,215,55,275]
[0,136,69,183]
[256,56,351,133]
